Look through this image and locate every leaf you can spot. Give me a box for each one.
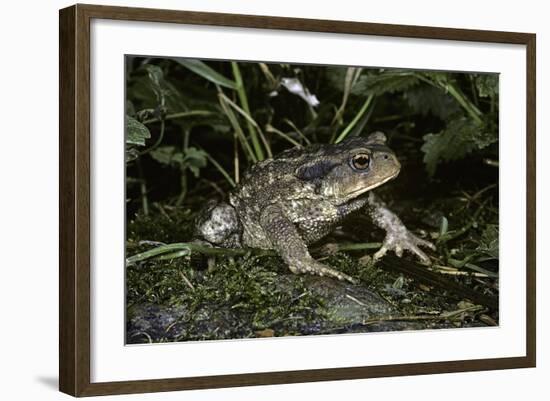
[173,114,230,134]
[150,146,183,167]
[149,146,207,177]
[183,147,208,177]
[476,224,499,259]
[128,63,186,114]
[351,70,419,96]
[325,67,347,91]
[126,116,151,146]
[144,64,168,102]
[421,117,496,176]
[125,146,140,163]
[475,74,499,98]
[439,216,449,237]
[405,85,461,120]
[175,59,238,89]
[126,100,136,117]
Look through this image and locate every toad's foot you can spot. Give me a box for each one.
[260,204,358,284]
[374,229,435,265]
[290,259,357,284]
[366,192,435,265]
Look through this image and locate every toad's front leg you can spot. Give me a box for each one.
[367,193,435,264]
[260,204,356,283]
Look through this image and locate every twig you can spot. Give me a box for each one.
[345,294,368,307]
[448,258,498,278]
[435,269,489,278]
[179,271,195,291]
[130,331,153,343]
[362,305,483,326]
[154,203,173,223]
[377,255,498,309]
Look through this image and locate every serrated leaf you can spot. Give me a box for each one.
[149,146,207,178]
[405,85,461,120]
[126,116,151,146]
[475,74,499,98]
[421,117,496,176]
[150,146,183,167]
[351,71,419,96]
[175,59,237,89]
[173,110,230,133]
[149,146,183,166]
[183,147,208,177]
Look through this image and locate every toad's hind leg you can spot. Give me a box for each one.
[260,205,357,284]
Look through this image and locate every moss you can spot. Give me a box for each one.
[126,180,499,343]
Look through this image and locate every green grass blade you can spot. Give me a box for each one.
[175,59,238,89]
[334,94,374,143]
[231,62,266,160]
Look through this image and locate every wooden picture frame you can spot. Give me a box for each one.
[59,3,536,397]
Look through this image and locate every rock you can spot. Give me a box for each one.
[126,273,439,343]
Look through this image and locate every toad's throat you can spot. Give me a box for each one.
[344,171,400,199]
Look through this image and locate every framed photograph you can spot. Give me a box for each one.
[59,4,536,397]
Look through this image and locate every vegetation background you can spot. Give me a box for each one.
[124,57,499,343]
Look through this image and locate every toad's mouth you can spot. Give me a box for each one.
[346,170,400,198]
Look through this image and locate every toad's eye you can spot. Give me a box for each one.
[351,153,370,170]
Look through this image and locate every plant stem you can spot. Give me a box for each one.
[445,84,483,125]
[127,241,384,266]
[203,151,236,188]
[219,92,272,158]
[136,160,149,216]
[330,242,382,251]
[233,130,240,184]
[283,118,311,145]
[139,119,165,156]
[175,173,187,206]
[265,125,302,148]
[176,128,191,206]
[334,94,374,143]
[127,242,275,265]
[231,62,265,160]
[415,73,483,125]
[218,93,258,163]
[142,110,215,125]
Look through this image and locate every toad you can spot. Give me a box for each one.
[195,132,434,283]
